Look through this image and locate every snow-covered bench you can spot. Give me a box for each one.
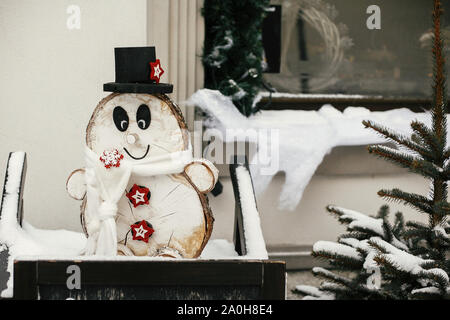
[0,152,285,300]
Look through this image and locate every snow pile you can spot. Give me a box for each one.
[369,237,448,282]
[329,206,408,251]
[0,214,86,297]
[313,240,362,261]
[0,152,86,297]
[235,166,268,259]
[200,239,239,259]
[294,284,335,300]
[187,89,447,210]
[257,92,382,100]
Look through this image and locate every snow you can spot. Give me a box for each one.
[257,92,382,100]
[187,89,447,210]
[200,239,239,259]
[338,237,361,248]
[411,286,440,295]
[294,284,335,300]
[313,241,362,261]
[329,206,408,251]
[331,206,385,235]
[235,166,268,259]
[0,221,86,298]
[369,237,449,284]
[433,225,450,240]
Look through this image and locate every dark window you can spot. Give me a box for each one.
[264,0,450,98]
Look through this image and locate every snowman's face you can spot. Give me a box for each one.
[87,93,186,161]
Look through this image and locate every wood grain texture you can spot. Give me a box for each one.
[81,93,214,258]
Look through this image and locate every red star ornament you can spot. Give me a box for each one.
[130,220,154,243]
[149,59,164,84]
[126,184,151,208]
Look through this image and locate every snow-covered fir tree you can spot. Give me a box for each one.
[295,0,450,300]
[294,205,410,299]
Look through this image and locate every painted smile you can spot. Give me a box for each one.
[123,145,150,160]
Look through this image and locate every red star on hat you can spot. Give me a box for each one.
[130,220,154,243]
[149,59,164,84]
[126,184,151,208]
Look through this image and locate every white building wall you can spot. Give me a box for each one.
[0,0,147,231]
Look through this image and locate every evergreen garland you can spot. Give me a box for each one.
[297,0,450,300]
[202,0,270,116]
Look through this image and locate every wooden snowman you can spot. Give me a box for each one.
[66,47,217,258]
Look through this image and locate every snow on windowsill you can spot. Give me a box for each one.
[187,89,449,211]
[256,91,383,100]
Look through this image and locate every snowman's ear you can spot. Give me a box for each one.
[184,159,219,194]
[66,168,86,200]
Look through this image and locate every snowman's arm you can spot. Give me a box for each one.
[66,168,86,200]
[184,159,218,194]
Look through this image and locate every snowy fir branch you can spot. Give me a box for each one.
[362,120,434,160]
[377,189,434,215]
[366,145,419,171]
[411,121,443,155]
[202,0,270,116]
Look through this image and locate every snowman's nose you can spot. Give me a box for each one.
[126,133,138,144]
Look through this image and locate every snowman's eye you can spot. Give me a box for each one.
[113,106,129,132]
[136,104,151,130]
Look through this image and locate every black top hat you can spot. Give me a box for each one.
[103,47,173,94]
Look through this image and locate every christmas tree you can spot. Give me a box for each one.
[295,0,449,300]
[202,0,270,116]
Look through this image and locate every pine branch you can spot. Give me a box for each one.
[376,205,390,219]
[405,220,428,230]
[373,255,413,278]
[363,120,434,160]
[431,0,448,138]
[339,232,371,241]
[318,282,356,299]
[409,286,443,299]
[382,219,394,243]
[293,285,335,300]
[403,228,431,242]
[431,200,450,219]
[393,211,405,238]
[312,267,354,287]
[327,205,387,239]
[429,0,448,228]
[312,250,363,269]
[410,121,443,154]
[444,147,450,159]
[367,145,419,171]
[417,269,449,291]
[377,189,433,215]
